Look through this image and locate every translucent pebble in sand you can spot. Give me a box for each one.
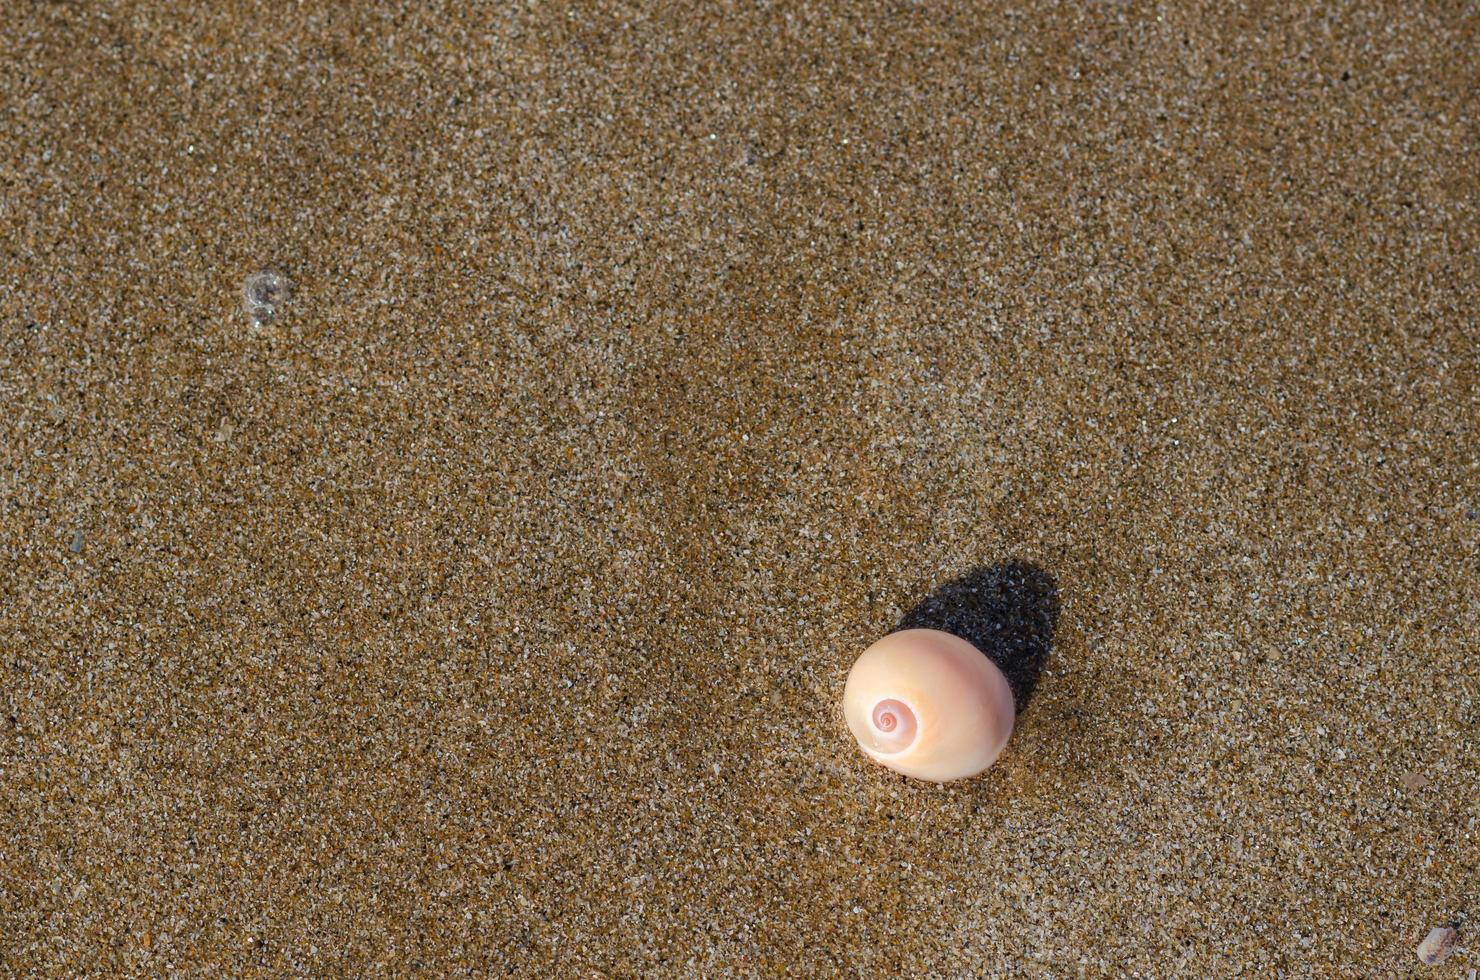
[241,271,291,325]
[1417,925,1458,965]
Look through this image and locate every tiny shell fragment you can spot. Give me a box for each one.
[1417,925,1457,965]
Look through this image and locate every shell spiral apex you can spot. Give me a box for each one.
[866,698,918,754]
[843,628,1015,782]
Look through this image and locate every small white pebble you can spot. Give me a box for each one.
[1417,925,1458,965]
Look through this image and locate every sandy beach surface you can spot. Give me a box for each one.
[2,1,1476,974]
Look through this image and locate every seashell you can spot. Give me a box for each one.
[1417,925,1458,965]
[843,628,1015,782]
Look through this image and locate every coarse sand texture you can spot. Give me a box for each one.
[2,1,1476,975]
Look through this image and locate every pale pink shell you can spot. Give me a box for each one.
[843,628,1015,782]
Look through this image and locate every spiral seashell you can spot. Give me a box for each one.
[843,628,1015,782]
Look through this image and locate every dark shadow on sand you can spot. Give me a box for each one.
[896,562,1060,712]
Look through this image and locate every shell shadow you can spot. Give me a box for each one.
[895,561,1060,712]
